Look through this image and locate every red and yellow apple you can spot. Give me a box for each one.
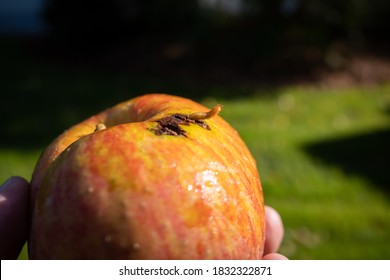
[29,94,265,259]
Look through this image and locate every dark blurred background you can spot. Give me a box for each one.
[2,0,389,84]
[1,0,389,147]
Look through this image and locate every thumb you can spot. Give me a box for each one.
[0,176,30,259]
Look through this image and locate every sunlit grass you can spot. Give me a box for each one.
[213,85,390,259]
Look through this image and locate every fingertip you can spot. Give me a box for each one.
[263,205,284,255]
[0,176,30,259]
[265,206,284,232]
[1,176,29,191]
[262,253,289,260]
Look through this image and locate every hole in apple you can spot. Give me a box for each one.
[150,105,221,137]
[151,114,210,137]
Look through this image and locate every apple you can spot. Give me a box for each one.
[29,94,265,259]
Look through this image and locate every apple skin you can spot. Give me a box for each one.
[29,94,265,259]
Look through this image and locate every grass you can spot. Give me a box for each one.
[215,87,390,259]
[1,38,390,259]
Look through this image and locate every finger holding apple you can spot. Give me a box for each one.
[29,94,265,259]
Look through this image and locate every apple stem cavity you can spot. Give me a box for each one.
[188,104,222,121]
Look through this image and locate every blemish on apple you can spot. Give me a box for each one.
[151,104,221,137]
[132,243,141,250]
[104,235,112,243]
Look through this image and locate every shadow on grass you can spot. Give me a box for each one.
[303,127,390,196]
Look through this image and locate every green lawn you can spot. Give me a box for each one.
[216,86,390,259]
[1,38,389,259]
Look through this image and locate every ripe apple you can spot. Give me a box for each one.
[29,93,265,259]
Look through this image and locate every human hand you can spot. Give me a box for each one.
[262,206,288,260]
[0,176,29,259]
[0,177,287,260]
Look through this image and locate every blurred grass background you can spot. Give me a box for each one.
[1,0,389,259]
